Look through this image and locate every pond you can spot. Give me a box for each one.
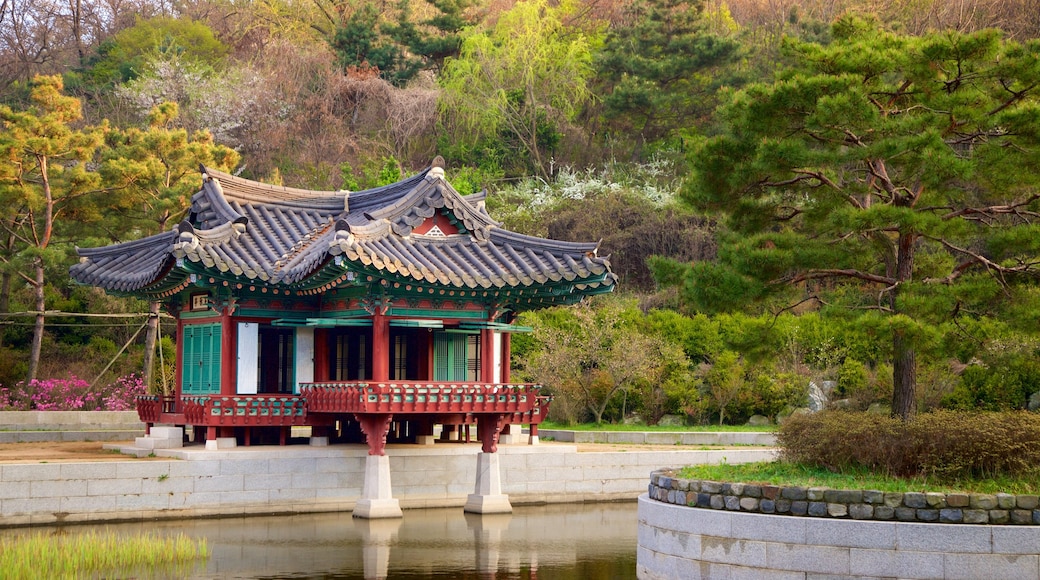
[3,501,638,579]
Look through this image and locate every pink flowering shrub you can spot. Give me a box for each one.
[0,374,148,411]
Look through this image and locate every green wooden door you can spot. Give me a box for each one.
[182,323,222,394]
[434,332,478,382]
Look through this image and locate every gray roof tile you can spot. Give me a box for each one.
[71,163,616,302]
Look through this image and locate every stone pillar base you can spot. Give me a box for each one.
[205,437,237,450]
[464,493,513,514]
[528,435,539,445]
[464,452,512,514]
[354,455,402,519]
[354,498,403,519]
[415,435,436,446]
[309,436,330,447]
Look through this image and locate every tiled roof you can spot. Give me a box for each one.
[71,161,616,303]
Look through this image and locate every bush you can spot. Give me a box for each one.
[0,374,147,411]
[777,410,1040,478]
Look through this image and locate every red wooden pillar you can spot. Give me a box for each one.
[372,311,390,382]
[174,316,185,406]
[480,328,495,383]
[501,332,511,383]
[313,328,329,381]
[220,308,235,396]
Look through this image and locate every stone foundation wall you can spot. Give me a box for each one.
[0,446,775,527]
[637,494,1040,580]
[648,469,1040,525]
[0,411,145,443]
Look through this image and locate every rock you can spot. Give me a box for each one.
[1029,391,1040,411]
[622,414,644,425]
[808,381,829,412]
[657,414,684,427]
[747,414,771,426]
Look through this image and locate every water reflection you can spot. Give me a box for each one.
[2,502,637,579]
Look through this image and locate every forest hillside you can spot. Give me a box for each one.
[2,0,1039,423]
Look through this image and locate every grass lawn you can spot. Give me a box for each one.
[679,461,1040,495]
[540,421,776,432]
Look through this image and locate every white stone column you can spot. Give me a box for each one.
[353,455,403,519]
[464,452,512,514]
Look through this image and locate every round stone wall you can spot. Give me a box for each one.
[638,494,1040,579]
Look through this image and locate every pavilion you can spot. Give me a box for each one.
[70,157,616,516]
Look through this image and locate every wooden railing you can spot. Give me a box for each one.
[135,383,551,426]
[179,395,307,425]
[300,382,546,414]
[136,395,162,422]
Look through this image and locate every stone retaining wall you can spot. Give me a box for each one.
[637,494,1040,580]
[0,411,145,443]
[648,469,1040,525]
[0,446,776,527]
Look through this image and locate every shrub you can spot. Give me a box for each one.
[778,410,1040,479]
[0,374,147,411]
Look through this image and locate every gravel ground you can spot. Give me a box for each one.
[0,440,739,464]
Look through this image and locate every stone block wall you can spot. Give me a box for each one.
[637,494,1040,580]
[648,469,1040,525]
[0,446,776,526]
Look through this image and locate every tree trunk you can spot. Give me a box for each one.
[890,228,917,421]
[26,257,45,382]
[891,330,917,421]
[0,269,9,348]
[141,301,160,390]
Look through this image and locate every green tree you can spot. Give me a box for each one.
[595,0,741,152]
[700,349,746,426]
[665,19,1040,420]
[330,0,474,86]
[523,298,683,424]
[75,16,228,90]
[100,102,239,389]
[438,0,596,177]
[0,75,106,381]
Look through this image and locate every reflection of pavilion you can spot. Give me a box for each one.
[356,517,401,580]
[71,158,615,517]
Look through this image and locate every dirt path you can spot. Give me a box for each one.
[0,439,738,464]
[0,441,167,463]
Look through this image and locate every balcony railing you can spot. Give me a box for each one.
[135,382,551,426]
[300,382,547,414]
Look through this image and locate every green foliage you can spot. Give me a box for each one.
[945,356,1040,411]
[438,0,597,177]
[101,102,240,235]
[778,410,1040,479]
[75,17,228,90]
[521,297,692,424]
[331,0,475,86]
[594,0,742,150]
[671,20,1040,419]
